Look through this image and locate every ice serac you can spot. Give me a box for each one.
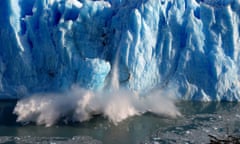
[0,0,240,101]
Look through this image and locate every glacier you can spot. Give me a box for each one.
[0,0,240,101]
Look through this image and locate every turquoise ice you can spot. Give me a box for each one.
[0,0,239,101]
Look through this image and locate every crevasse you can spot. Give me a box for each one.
[0,0,239,101]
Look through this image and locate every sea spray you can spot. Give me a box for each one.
[13,85,181,127]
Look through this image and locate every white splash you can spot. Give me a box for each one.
[13,85,180,127]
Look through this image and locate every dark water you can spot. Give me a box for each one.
[0,101,240,144]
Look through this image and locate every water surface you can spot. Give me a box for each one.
[0,101,240,144]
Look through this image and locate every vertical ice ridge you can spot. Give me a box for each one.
[0,0,239,101]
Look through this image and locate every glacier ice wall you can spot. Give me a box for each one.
[0,0,240,101]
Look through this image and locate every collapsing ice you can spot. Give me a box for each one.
[13,48,180,126]
[1,0,239,126]
[13,86,180,127]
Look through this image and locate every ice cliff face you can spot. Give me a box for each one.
[0,0,239,101]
